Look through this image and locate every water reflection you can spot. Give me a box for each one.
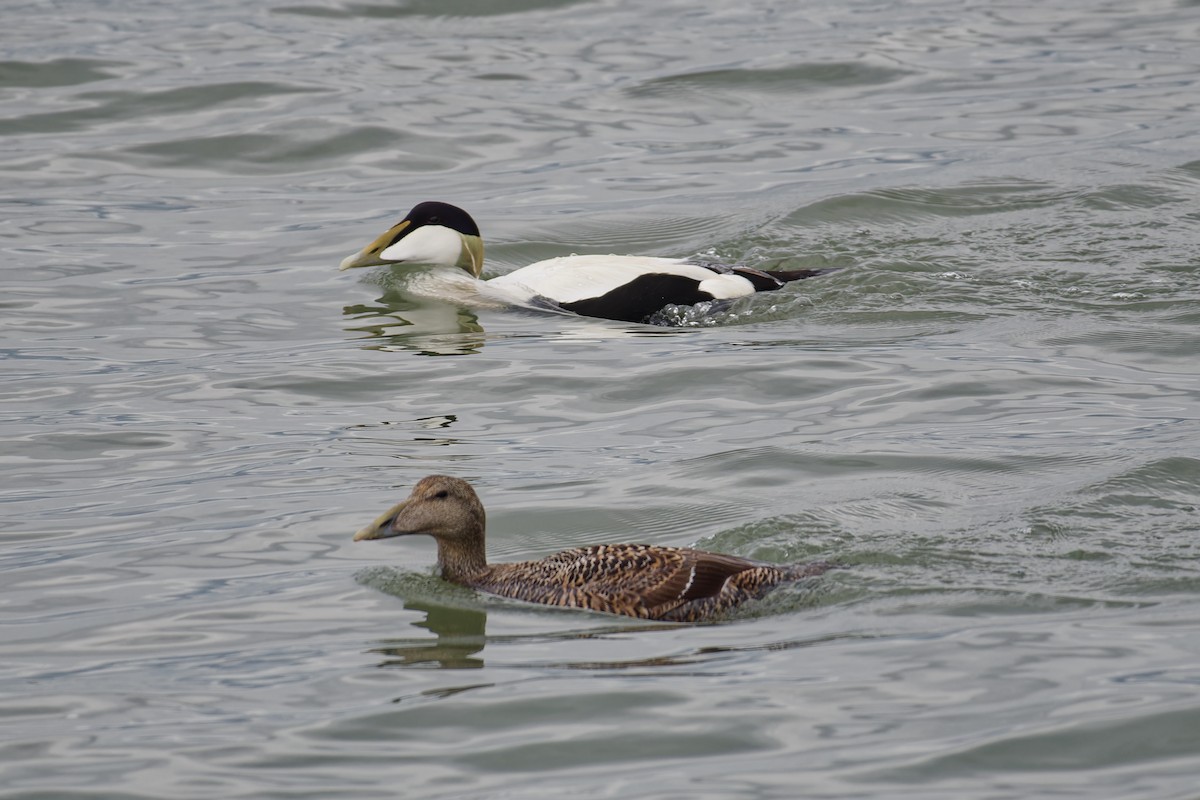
[343,294,486,356]
[278,0,589,20]
[346,415,463,448]
[342,287,703,355]
[370,599,488,670]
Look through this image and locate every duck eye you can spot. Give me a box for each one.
[428,215,440,224]
[433,490,449,499]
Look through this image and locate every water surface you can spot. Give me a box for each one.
[3,0,1200,797]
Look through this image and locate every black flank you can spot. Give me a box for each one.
[560,273,714,323]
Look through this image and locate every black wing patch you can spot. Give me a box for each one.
[559,273,714,323]
[555,265,832,324]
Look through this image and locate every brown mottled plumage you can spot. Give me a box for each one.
[353,475,832,622]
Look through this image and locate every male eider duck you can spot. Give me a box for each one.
[353,475,833,622]
[339,201,826,324]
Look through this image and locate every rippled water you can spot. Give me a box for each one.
[4,0,1200,797]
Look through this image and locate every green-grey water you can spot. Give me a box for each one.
[4,0,1200,797]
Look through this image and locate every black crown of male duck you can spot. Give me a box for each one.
[340,201,827,324]
[353,475,833,623]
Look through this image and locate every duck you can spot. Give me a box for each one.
[339,201,827,324]
[352,475,833,622]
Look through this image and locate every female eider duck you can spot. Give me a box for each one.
[353,475,833,622]
[339,201,825,324]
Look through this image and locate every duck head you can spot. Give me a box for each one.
[354,474,487,546]
[339,201,485,278]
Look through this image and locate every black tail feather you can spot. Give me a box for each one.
[696,261,842,291]
[761,266,841,283]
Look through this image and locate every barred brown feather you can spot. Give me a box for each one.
[353,475,832,623]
